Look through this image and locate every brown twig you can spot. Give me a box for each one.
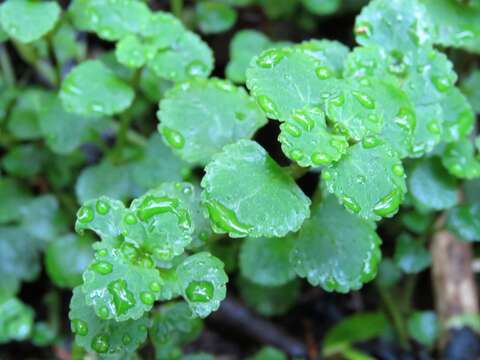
[209,297,308,358]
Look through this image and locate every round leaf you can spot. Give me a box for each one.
[196,1,237,34]
[446,204,480,242]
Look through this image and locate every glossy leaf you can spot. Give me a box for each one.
[393,234,431,274]
[291,195,381,292]
[323,141,406,221]
[176,252,228,318]
[442,139,480,180]
[0,297,34,344]
[279,105,348,167]
[0,0,60,43]
[246,47,338,121]
[407,311,438,348]
[60,60,135,117]
[115,35,147,69]
[196,1,237,34]
[408,157,458,211]
[2,144,47,178]
[158,78,267,165]
[240,235,296,287]
[446,204,480,242]
[7,88,45,140]
[201,140,311,238]
[296,39,349,76]
[69,287,149,354]
[301,0,341,15]
[0,178,31,224]
[82,243,162,321]
[440,87,474,143]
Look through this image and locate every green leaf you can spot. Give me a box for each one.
[441,139,480,179]
[176,252,228,318]
[401,210,433,235]
[446,204,480,242]
[440,87,474,143]
[39,94,97,154]
[323,312,388,356]
[115,35,147,69]
[125,187,194,262]
[291,195,381,292]
[239,235,296,287]
[19,194,64,243]
[407,311,438,348]
[325,78,384,141]
[0,178,31,224]
[246,47,338,121]
[257,0,297,19]
[354,0,433,53]
[461,69,480,113]
[301,0,341,15]
[75,160,133,203]
[158,77,267,165]
[226,29,272,84]
[238,276,299,316]
[75,196,126,244]
[69,287,149,354]
[52,22,86,66]
[2,144,47,178]
[0,0,60,43]
[323,141,406,221]
[393,233,431,274]
[46,233,94,288]
[150,301,203,350]
[423,0,480,53]
[132,134,190,192]
[0,226,40,284]
[196,1,237,34]
[201,140,311,238]
[279,105,348,167]
[82,242,162,321]
[69,0,151,41]
[140,11,184,51]
[246,347,287,360]
[147,31,213,83]
[0,297,34,344]
[408,157,458,211]
[60,60,135,116]
[139,67,173,102]
[295,39,349,76]
[7,88,46,140]
[375,259,402,289]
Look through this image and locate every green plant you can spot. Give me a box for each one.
[1,0,480,358]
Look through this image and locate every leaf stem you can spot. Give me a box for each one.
[0,44,15,86]
[287,163,309,180]
[171,0,183,19]
[376,284,410,350]
[13,41,58,88]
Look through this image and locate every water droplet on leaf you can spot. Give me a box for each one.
[162,127,185,149]
[107,279,136,316]
[185,280,214,302]
[91,261,113,275]
[72,319,88,336]
[91,334,109,353]
[77,206,94,223]
[96,200,110,215]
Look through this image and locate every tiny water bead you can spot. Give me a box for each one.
[392,164,405,177]
[71,319,88,336]
[316,66,332,80]
[153,246,173,261]
[185,280,214,302]
[431,75,452,93]
[140,291,155,305]
[362,135,383,149]
[107,279,136,316]
[256,95,279,119]
[354,22,373,38]
[149,281,161,292]
[427,120,441,135]
[290,149,304,161]
[124,212,137,225]
[91,261,113,275]
[77,206,94,223]
[341,195,361,214]
[373,189,402,217]
[394,108,416,131]
[95,199,110,215]
[91,334,109,353]
[329,93,345,107]
[292,110,315,131]
[204,198,252,236]
[352,90,375,109]
[136,195,179,221]
[97,249,108,257]
[161,126,185,149]
[256,48,286,68]
[282,123,302,137]
[122,334,132,345]
[97,306,110,320]
[186,60,208,77]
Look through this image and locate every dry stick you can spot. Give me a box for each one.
[430,229,479,350]
[209,297,308,358]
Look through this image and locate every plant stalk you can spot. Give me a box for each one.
[171,0,183,19]
[0,44,15,86]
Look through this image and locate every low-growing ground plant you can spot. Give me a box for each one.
[0,0,480,359]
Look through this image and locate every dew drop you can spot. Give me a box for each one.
[362,135,383,148]
[91,334,109,354]
[341,195,361,214]
[235,111,246,121]
[373,189,402,217]
[292,110,315,131]
[322,170,332,181]
[91,261,113,275]
[120,242,139,262]
[392,164,405,177]
[282,123,302,137]
[431,75,451,93]
[354,22,373,38]
[122,334,131,345]
[256,48,285,68]
[77,206,94,223]
[329,93,345,107]
[311,152,329,166]
[427,120,441,135]
[186,60,208,77]
[257,95,279,119]
[394,108,415,132]
[352,90,375,109]
[72,319,88,336]
[205,199,252,236]
[97,249,108,257]
[153,246,173,261]
[96,200,110,215]
[90,102,105,114]
[290,149,304,161]
[124,213,137,225]
[315,66,332,80]
[150,281,161,292]
[356,175,366,184]
[367,113,381,125]
[97,306,110,320]
[140,291,155,305]
[185,280,214,302]
[162,127,185,149]
[107,279,136,316]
